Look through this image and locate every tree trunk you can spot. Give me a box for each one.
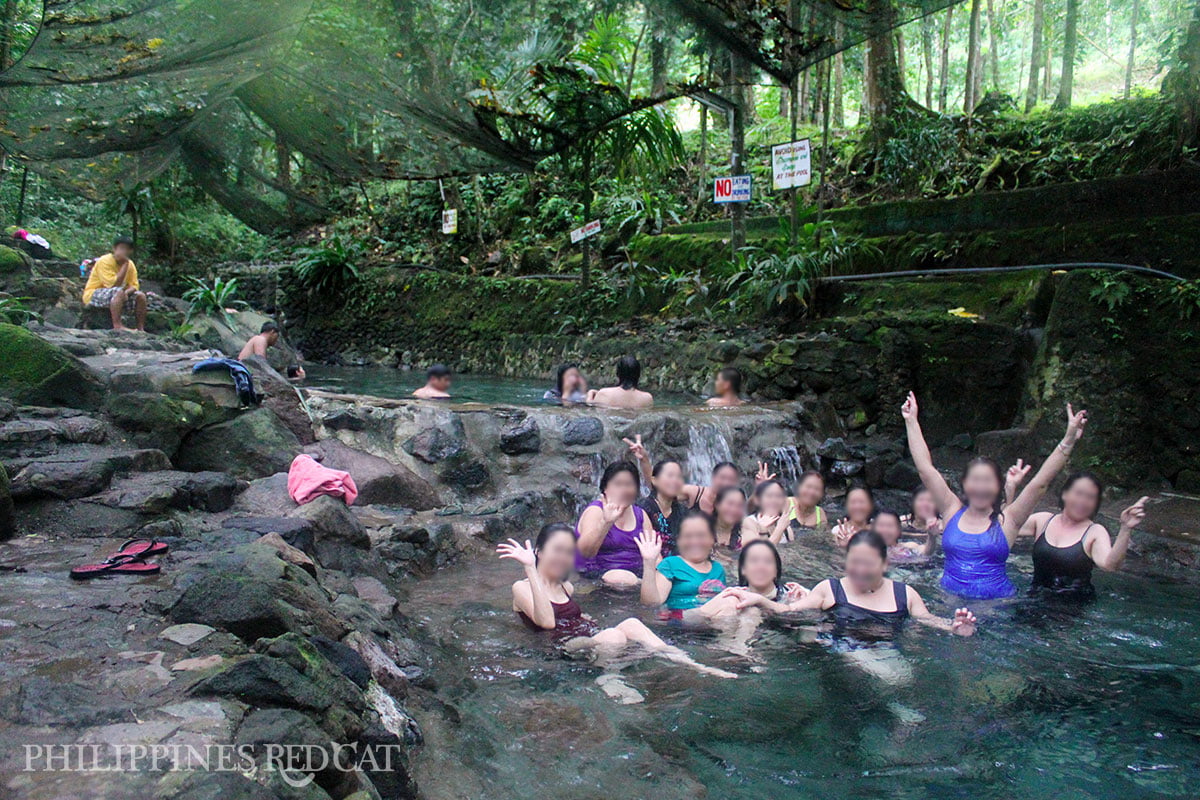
[864,0,909,129]
[834,22,846,126]
[0,0,16,68]
[938,7,954,112]
[649,16,671,96]
[1025,0,1045,110]
[1163,0,1200,148]
[987,0,1002,90]
[964,0,983,112]
[1124,0,1139,98]
[921,13,935,108]
[276,139,294,216]
[896,29,906,78]
[579,147,592,288]
[1053,0,1079,109]
[1044,40,1053,98]
[729,54,748,253]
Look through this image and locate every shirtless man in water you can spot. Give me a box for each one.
[587,356,653,409]
[238,321,281,360]
[413,364,452,399]
[706,367,745,408]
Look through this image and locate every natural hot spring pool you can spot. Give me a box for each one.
[402,540,1200,799]
[303,364,700,406]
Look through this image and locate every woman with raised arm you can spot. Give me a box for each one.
[499,525,735,679]
[901,391,1087,599]
[636,459,688,557]
[788,470,828,538]
[575,462,658,586]
[637,511,728,622]
[1018,473,1148,599]
[742,479,794,544]
[830,484,875,548]
[625,434,741,515]
[729,530,977,637]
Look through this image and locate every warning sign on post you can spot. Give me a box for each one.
[771,140,812,191]
[713,175,752,204]
[441,209,458,234]
[570,220,601,244]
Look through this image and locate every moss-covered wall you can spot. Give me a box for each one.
[1019,272,1200,490]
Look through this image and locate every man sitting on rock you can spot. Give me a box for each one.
[82,235,147,332]
[238,321,282,360]
[412,364,452,399]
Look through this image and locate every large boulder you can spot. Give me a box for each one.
[176,408,301,479]
[305,439,440,509]
[0,323,104,409]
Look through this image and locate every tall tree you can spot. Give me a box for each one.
[1124,0,1140,98]
[728,52,748,252]
[964,0,984,111]
[1025,0,1046,110]
[1053,0,1080,108]
[921,13,936,108]
[864,0,910,128]
[1163,0,1200,148]
[833,22,846,126]
[649,16,671,96]
[987,0,1002,90]
[938,7,954,111]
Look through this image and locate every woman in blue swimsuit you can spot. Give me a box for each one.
[901,391,1088,599]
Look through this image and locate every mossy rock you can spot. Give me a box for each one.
[0,323,103,409]
[0,245,31,275]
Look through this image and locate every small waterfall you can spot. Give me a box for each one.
[686,423,734,485]
[770,445,804,488]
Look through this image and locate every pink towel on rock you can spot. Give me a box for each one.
[288,453,358,506]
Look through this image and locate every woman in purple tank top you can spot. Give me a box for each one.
[575,461,659,585]
[901,392,1089,600]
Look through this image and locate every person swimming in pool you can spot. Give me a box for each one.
[702,539,795,618]
[412,364,452,399]
[729,530,977,637]
[706,367,745,407]
[625,434,742,515]
[872,511,934,562]
[712,486,747,552]
[498,524,735,679]
[587,356,654,409]
[742,479,794,544]
[575,461,659,586]
[1018,472,1148,599]
[902,391,1088,600]
[900,487,941,538]
[787,470,828,538]
[636,459,688,557]
[637,510,728,623]
[544,363,589,404]
[831,484,875,548]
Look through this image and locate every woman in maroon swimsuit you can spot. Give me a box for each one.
[498,524,736,678]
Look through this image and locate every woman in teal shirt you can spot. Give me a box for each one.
[637,511,727,622]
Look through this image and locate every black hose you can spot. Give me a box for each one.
[820,262,1184,283]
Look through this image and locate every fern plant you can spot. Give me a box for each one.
[182,276,247,330]
[292,236,363,294]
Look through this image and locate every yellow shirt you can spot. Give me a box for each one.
[83,253,139,304]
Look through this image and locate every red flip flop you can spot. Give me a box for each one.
[114,538,169,559]
[70,553,161,580]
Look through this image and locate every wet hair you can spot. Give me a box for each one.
[754,479,786,501]
[845,529,888,561]
[678,509,717,540]
[427,363,451,379]
[962,456,1005,519]
[737,539,783,589]
[260,321,280,334]
[112,235,134,248]
[286,364,301,378]
[1060,470,1104,519]
[718,366,742,394]
[615,356,641,390]
[714,485,747,509]
[554,363,579,395]
[844,483,875,513]
[712,461,741,479]
[651,459,682,479]
[796,470,825,491]
[599,461,640,494]
[533,522,575,564]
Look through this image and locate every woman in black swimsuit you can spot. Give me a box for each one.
[729,530,977,637]
[636,459,688,556]
[1017,472,1149,598]
[498,524,736,678]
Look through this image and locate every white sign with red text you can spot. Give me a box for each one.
[771,139,812,191]
[570,219,602,244]
[713,174,752,204]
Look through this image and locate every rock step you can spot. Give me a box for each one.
[9,448,172,501]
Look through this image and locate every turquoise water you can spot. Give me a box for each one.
[304,364,699,406]
[404,540,1200,799]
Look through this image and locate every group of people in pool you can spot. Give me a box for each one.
[543,356,745,409]
[497,391,1150,679]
